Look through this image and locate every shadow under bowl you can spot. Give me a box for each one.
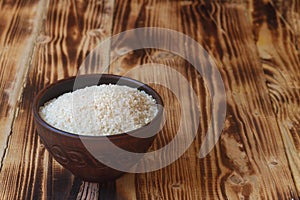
[33,74,164,183]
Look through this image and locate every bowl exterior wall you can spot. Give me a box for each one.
[33,74,164,182]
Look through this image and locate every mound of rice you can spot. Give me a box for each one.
[39,84,158,136]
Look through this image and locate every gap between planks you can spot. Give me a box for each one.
[0,0,50,172]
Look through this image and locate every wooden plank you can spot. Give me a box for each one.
[0,0,43,168]
[111,1,207,199]
[252,0,300,195]
[182,2,298,199]
[111,0,299,199]
[111,0,216,199]
[0,0,115,199]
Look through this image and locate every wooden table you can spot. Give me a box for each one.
[0,0,299,199]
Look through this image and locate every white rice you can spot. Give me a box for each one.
[39,84,158,136]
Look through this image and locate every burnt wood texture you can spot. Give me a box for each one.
[0,0,299,199]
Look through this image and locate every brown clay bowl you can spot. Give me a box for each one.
[33,74,164,183]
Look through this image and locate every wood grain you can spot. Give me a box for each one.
[183,2,299,199]
[111,1,208,199]
[252,0,300,195]
[110,0,299,199]
[0,0,43,169]
[0,0,299,199]
[0,0,114,199]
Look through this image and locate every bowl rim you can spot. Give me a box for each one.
[33,74,164,140]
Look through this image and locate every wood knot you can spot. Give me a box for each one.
[87,29,106,38]
[270,161,278,166]
[171,183,182,189]
[36,35,51,44]
[70,29,80,40]
[229,173,244,185]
